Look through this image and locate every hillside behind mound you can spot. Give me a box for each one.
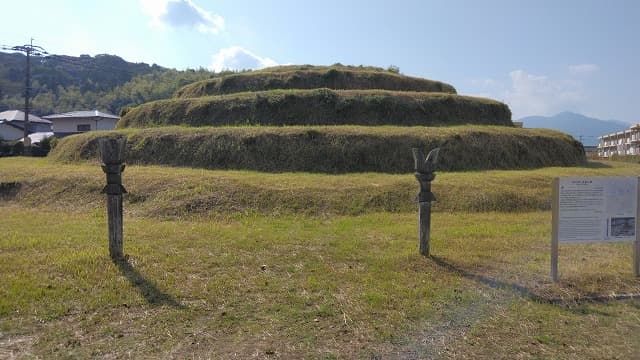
[50,126,585,173]
[175,65,456,98]
[0,51,215,115]
[119,89,512,128]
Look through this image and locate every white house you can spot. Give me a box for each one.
[0,110,53,141]
[43,110,119,136]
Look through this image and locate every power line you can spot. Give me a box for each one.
[1,39,48,154]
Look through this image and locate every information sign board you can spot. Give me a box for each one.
[557,177,637,243]
[551,177,640,281]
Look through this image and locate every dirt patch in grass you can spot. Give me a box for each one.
[0,333,37,359]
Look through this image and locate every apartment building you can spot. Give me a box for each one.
[597,124,640,157]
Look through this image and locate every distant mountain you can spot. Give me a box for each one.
[520,112,631,146]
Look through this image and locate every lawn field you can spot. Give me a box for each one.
[1,157,639,358]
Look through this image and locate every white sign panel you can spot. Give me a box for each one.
[558,177,638,243]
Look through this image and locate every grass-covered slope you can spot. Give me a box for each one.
[49,126,584,173]
[0,158,627,219]
[119,89,512,128]
[175,65,456,98]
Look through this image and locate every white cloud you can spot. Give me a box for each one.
[140,0,224,34]
[569,63,599,75]
[140,0,165,20]
[210,46,278,72]
[469,77,504,89]
[504,70,584,118]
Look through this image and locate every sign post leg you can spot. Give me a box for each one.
[635,177,640,277]
[551,235,559,283]
[634,235,640,277]
[551,178,559,282]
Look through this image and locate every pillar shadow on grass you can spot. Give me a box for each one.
[583,161,612,169]
[429,255,640,306]
[429,255,549,303]
[114,256,184,309]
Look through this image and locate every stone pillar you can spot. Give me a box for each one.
[100,138,127,260]
[412,147,439,256]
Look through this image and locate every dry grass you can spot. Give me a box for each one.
[48,125,584,173]
[2,158,640,358]
[1,158,627,219]
[174,64,456,98]
[120,89,510,129]
[1,206,638,358]
[120,89,511,128]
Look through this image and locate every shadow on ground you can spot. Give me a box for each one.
[583,161,612,168]
[430,255,640,305]
[114,256,184,308]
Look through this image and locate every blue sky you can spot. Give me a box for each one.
[2,0,639,122]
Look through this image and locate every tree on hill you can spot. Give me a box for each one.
[0,52,216,115]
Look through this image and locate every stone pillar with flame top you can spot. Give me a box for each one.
[412,147,439,256]
[100,138,127,260]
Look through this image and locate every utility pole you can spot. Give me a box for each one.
[2,39,47,155]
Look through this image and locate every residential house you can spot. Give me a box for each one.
[0,121,24,141]
[597,124,640,157]
[43,110,119,136]
[0,110,53,141]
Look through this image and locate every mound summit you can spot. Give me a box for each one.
[175,64,457,98]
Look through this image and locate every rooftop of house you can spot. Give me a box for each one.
[43,110,119,120]
[0,120,26,131]
[0,110,52,124]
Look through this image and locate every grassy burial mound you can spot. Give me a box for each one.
[118,89,512,128]
[50,126,585,173]
[174,64,457,98]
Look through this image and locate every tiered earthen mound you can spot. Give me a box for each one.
[119,65,512,128]
[52,65,585,171]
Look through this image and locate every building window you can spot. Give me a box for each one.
[77,124,91,132]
